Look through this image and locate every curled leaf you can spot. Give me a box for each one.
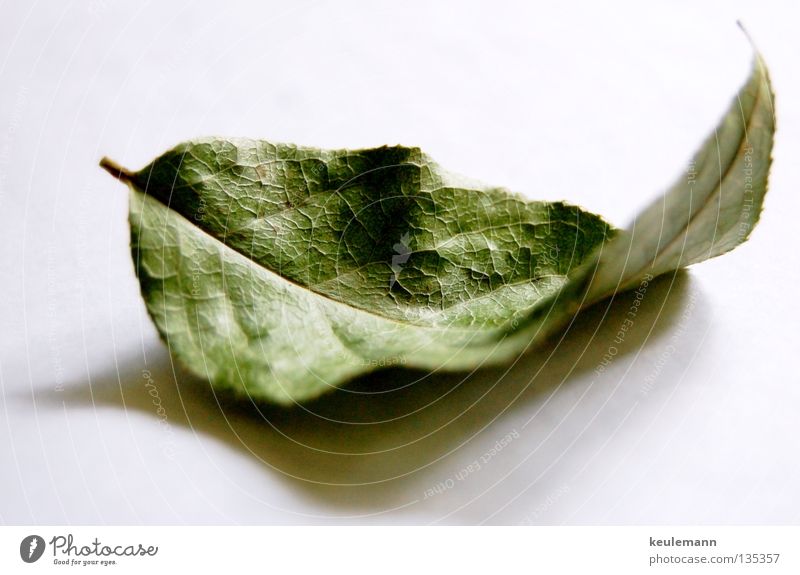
[101,56,773,405]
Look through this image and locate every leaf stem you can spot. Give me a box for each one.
[99,157,135,184]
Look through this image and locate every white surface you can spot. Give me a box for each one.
[0,0,798,525]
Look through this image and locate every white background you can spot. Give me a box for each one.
[1,0,798,525]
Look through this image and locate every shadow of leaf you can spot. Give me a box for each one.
[39,270,696,512]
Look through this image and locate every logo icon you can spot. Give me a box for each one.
[20,535,46,563]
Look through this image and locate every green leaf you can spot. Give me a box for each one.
[100,56,773,406]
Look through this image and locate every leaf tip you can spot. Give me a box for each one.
[736,21,769,72]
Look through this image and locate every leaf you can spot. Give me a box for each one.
[100,56,773,406]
